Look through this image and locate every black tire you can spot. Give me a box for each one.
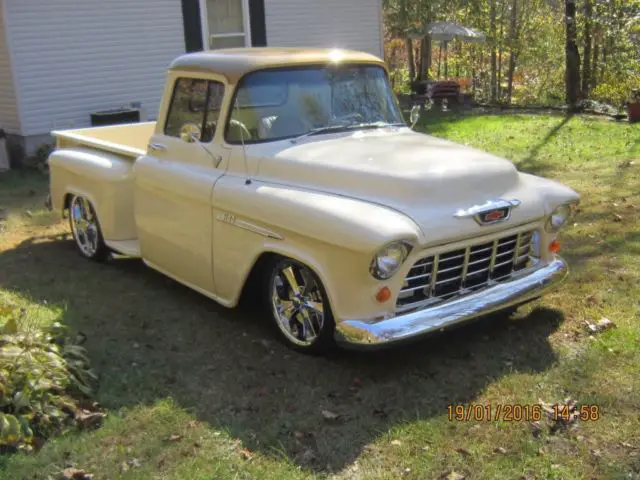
[262,256,336,354]
[68,195,109,262]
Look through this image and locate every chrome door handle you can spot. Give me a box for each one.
[149,143,167,152]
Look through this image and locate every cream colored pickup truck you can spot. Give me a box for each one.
[47,47,579,352]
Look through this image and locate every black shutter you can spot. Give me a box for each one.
[181,0,204,52]
[249,0,267,46]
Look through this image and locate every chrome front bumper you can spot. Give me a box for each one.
[335,256,568,349]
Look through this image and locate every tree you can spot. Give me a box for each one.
[565,0,581,107]
[506,0,519,104]
[582,0,593,96]
[490,0,498,102]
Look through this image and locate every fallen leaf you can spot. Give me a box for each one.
[321,410,340,422]
[584,318,615,334]
[240,448,254,461]
[390,439,402,446]
[596,318,615,331]
[530,421,542,438]
[128,458,141,468]
[494,447,507,454]
[443,471,465,480]
[59,468,93,480]
[620,442,634,448]
[165,434,182,442]
[25,210,33,218]
[75,410,105,430]
[591,449,602,458]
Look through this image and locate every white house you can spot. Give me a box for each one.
[0,0,384,164]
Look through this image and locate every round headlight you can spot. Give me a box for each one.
[370,241,412,280]
[545,203,577,233]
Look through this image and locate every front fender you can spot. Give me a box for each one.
[211,176,422,320]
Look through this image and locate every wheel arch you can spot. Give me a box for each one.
[236,246,339,318]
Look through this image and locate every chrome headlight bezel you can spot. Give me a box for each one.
[545,201,579,233]
[369,240,413,280]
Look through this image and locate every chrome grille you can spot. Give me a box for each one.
[397,230,535,310]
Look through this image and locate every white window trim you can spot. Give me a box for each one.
[199,0,252,49]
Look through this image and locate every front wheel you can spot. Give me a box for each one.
[264,257,335,353]
[68,195,109,262]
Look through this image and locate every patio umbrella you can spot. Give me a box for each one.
[415,21,486,79]
[424,21,486,43]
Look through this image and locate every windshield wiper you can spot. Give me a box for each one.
[291,121,406,144]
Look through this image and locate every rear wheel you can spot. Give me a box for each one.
[264,257,335,353]
[69,195,108,262]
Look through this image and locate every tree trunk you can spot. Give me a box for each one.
[418,37,428,81]
[490,0,498,102]
[497,0,506,101]
[507,0,518,104]
[425,36,432,80]
[405,37,415,81]
[444,41,449,79]
[582,0,593,96]
[591,36,600,91]
[565,0,581,107]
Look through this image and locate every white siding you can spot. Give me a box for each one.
[4,0,186,136]
[264,0,383,58]
[0,0,20,133]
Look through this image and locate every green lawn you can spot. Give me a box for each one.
[1,112,639,479]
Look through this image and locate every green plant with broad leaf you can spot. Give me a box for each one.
[0,306,99,453]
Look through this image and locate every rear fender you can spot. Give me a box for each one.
[47,147,137,241]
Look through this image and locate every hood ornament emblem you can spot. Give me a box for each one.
[454,199,521,226]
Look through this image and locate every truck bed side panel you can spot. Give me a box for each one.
[48,147,138,241]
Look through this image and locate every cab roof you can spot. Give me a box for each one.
[168,47,386,83]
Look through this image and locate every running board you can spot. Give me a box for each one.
[105,239,141,258]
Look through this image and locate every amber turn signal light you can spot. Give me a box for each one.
[549,239,561,253]
[376,286,392,303]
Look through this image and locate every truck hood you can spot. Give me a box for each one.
[250,128,546,241]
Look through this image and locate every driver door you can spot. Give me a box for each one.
[135,77,229,295]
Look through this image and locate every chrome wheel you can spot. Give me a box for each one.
[70,196,100,258]
[270,262,326,347]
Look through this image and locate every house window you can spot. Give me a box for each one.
[202,0,251,49]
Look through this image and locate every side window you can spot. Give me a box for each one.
[164,78,225,143]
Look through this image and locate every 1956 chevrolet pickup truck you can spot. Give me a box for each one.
[47,47,579,352]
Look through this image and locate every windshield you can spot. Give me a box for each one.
[225,64,406,144]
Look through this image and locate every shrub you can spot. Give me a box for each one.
[0,306,100,453]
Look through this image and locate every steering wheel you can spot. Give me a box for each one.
[228,119,252,142]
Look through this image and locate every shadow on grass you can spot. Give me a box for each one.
[517,115,573,176]
[0,234,566,473]
[413,109,575,178]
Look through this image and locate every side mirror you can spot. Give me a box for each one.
[409,105,421,129]
[180,123,201,143]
